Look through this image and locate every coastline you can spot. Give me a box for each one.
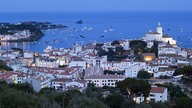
[0,33,45,42]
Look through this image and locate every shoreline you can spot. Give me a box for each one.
[0,34,45,42]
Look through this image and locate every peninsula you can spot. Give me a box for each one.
[0,21,67,42]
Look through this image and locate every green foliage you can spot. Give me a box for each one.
[155,83,187,98]
[111,40,120,46]
[134,102,152,108]
[0,81,61,108]
[149,101,171,108]
[54,90,82,107]
[137,70,151,79]
[174,66,192,84]
[0,60,13,71]
[174,66,192,76]
[116,78,151,97]
[129,40,158,57]
[11,47,23,52]
[159,75,172,79]
[95,41,128,61]
[130,40,147,54]
[105,94,126,108]
[149,41,158,57]
[175,97,192,108]
[9,82,34,93]
[67,96,109,108]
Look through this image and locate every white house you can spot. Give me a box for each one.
[162,34,176,46]
[35,57,59,68]
[133,86,168,103]
[23,75,52,92]
[84,66,124,87]
[51,78,68,90]
[148,86,168,102]
[23,51,34,58]
[154,67,175,78]
[125,62,146,78]
[64,79,87,92]
[158,43,177,55]
[92,55,107,67]
[69,57,86,69]
[145,64,159,73]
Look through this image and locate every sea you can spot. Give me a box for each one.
[0,11,192,52]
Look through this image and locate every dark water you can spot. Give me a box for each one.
[0,11,192,52]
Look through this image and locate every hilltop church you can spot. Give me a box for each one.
[142,22,176,46]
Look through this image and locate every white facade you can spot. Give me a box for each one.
[154,68,175,78]
[158,44,177,55]
[69,61,86,69]
[125,62,146,78]
[24,51,34,58]
[0,30,31,41]
[72,43,82,54]
[23,75,51,92]
[92,55,107,67]
[149,86,168,102]
[145,64,159,73]
[84,66,124,87]
[35,57,59,68]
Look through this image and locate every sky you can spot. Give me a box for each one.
[0,0,192,12]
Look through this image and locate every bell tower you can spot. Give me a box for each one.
[157,22,163,37]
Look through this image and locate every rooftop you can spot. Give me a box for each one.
[150,86,166,93]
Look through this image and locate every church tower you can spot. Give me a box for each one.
[156,22,163,37]
[0,42,1,50]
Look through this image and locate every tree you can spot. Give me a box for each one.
[175,97,192,108]
[111,40,120,46]
[116,78,151,98]
[150,41,159,57]
[155,83,187,99]
[130,40,147,55]
[105,94,125,108]
[137,70,151,79]
[67,96,109,108]
[54,90,82,107]
[174,66,192,84]
[134,102,152,108]
[174,66,192,76]
[149,101,171,108]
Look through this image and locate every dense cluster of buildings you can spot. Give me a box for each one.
[0,30,31,41]
[0,23,191,103]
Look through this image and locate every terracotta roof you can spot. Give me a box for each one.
[142,53,156,56]
[150,87,165,93]
[147,31,160,35]
[52,78,69,82]
[163,34,172,38]
[0,72,14,80]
